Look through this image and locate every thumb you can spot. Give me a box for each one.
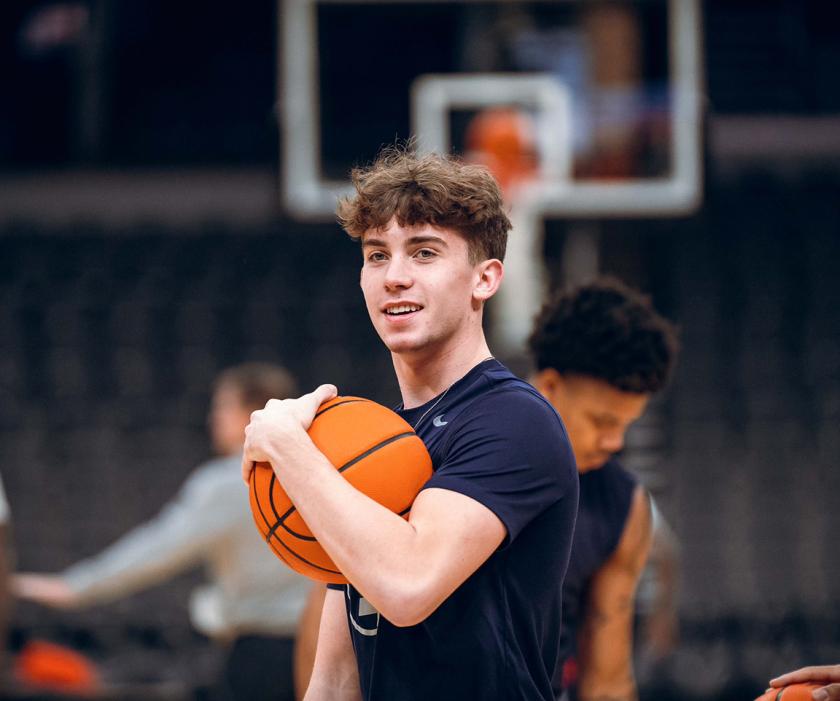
[300,384,338,429]
[313,385,338,404]
[311,383,338,406]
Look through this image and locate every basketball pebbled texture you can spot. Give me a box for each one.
[754,683,823,701]
[249,396,433,583]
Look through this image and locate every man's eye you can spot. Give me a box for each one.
[416,249,436,259]
[367,251,387,262]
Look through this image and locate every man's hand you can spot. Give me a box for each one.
[12,574,79,609]
[241,384,337,483]
[769,665,840,701]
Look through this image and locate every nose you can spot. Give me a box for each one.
[598,429,625,454]
[384,255,413,290]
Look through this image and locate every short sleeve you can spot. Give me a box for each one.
[422,389,576,544]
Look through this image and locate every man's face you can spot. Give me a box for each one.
[533,370,649,473]
[208,383,254,456]
[359,219,494,357]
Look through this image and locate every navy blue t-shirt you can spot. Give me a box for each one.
[331,359,578,701]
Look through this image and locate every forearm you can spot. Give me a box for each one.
[295,585,326,699]
[577,573,639,701]
[304,676,364,701]
[577,616,637,701]
[578,692,636,701]
[577,640,637,701]
[62,501,212,604]
[577,487,652,701]
[268,429,436,621]
[304,589,362,701]
[577,650,637,701]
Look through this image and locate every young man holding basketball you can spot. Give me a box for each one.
[242,150,578,700]
[528,278,680,701]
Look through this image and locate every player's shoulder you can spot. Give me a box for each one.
[438,359,569,456]
[481,377,564,430]
[451,373,569,455]
[472,360,562,419]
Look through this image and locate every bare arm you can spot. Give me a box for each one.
[576,486,653,701]
[303,588,362,701]
[295,585,326,700]
[243,387,507,627]
[640,500,680,661]
[15,463,238,607]
[11,573,78,608]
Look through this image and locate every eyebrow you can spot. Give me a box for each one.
[589,412,620,425]
[362,234,449,249]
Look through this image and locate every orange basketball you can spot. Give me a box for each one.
[248,396,433,584]
[754,683,822,701]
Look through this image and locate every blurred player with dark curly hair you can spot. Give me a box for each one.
[528,277,680,701]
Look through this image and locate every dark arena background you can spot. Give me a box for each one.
[1,1,840,699]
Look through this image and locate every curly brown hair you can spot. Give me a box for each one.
[528,277,680,394]
[336,147,511,263]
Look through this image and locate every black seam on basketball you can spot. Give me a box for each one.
[398,505,411,517]
[775,690,784,701]
[267,431,418,541]
[262,472,318,542]
[337,431,416,473]
[266,528,342,575]
[266,515,317,542]
[313,398,367,420]
[251,474,293,567]
[251,470,274,535]
[253,469,340,575]
[267,472,283,525]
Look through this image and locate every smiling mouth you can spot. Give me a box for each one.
[385,304,423,316]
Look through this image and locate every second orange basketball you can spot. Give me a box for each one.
[249,396,433,584]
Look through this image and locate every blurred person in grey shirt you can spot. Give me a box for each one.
[13,363,314,701]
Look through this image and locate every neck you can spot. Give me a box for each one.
[393,334,493,409]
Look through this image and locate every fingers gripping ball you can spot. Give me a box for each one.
[249,396,433,584]
[755,684,823,701]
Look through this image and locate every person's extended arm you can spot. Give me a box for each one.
[769,665,840,701]
[303,588,362,701]
[576,486,653,701]
[242,386,507,627]
[15,463,237,607]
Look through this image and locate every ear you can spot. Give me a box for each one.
[531,368,564,402]
[472,259,504,303]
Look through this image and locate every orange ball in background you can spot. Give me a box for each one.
[249,396,433,584]
[755,683,823,701]
[15,640,100,694]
